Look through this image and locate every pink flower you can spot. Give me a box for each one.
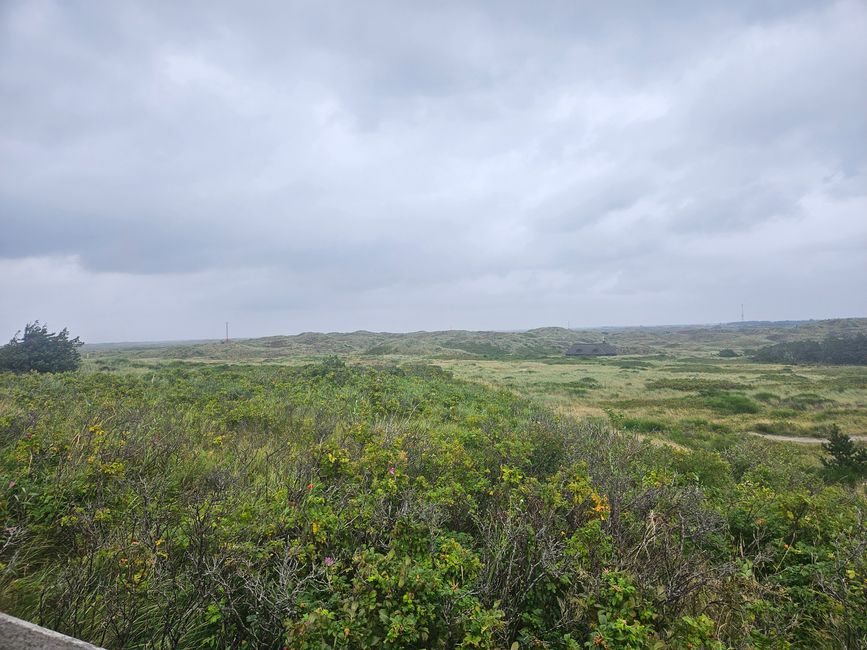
[7,481,15,489]
[388,466,396,476]
[324,556,335,567]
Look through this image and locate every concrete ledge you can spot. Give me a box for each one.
[0,612,105,649]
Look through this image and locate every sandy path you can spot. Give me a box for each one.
[747,432,867,445]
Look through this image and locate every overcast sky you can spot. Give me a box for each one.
[1,1,865,342]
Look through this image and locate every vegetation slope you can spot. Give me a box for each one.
[0,359,864,648]
[83,318,867,362]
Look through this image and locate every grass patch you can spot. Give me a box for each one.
[646,378,747,392]
[607,359,652,369]
[617,416,669,433]
[702,392,760,415]
[756,372,814,385]
[753,421,840,438]
[826,375,867,390]
[669,422,740,451]
[779,393,834,411]
[662,363,728,373]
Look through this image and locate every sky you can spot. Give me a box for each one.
[1,1,866,342]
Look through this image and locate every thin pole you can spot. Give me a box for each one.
[225,322,229,343]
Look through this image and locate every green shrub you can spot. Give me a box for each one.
[822,425,867,482]
[0,322,83,373]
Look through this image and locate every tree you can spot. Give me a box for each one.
[821,424,867,482]
[0,322,84,373]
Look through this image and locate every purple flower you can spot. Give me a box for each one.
[324,556,335,567]
[388,466,396,476]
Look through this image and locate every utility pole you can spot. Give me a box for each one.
[741,304,744,322]
[225,322,229,344]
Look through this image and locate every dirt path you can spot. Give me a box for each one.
[747,432,867,445]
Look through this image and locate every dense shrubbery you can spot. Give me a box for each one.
[752,335,867,365]
[0,361,865,648]
[0,322,83,373]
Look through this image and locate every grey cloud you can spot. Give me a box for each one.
[1,0,865,340]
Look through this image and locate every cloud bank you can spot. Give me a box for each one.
[1,0,865,341]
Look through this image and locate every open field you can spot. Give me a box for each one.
[438,355,867,450]
[85,318,867,453]
[2,318,864,648]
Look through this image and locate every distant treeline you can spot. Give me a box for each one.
[751,334,867,365]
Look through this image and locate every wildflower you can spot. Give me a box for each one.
[307,483,314,490]
[324,556,335,567]
[388,466,396,476]
[7,481,15,489]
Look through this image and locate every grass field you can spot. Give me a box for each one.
[85,318,867,454]
[438,355,867,449]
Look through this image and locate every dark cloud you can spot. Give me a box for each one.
[1,0,865,341]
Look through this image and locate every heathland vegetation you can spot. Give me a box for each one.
[751,334,867,366]
[0,319,865,648]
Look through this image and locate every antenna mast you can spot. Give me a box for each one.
[740,304,744,322]
[225,321,229,344]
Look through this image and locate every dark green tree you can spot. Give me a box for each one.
[821,424,867,482]
[0,322,84,373]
